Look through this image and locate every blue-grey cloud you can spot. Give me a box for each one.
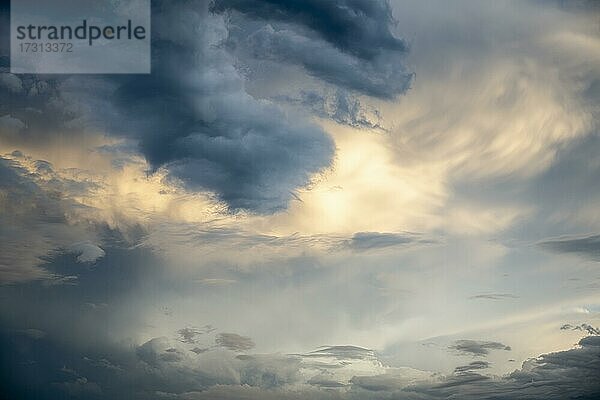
[215,333,255,352]
[213,0,412,99]
[449,340,511,357]
[0,1,335,214]
[0,155,102,283]
[346,232,417,251]
[453,360,490,374]
[277,90,387,131]
[302,345,377,361]
[539,234,600,261]
[213,0,407,60]
[1,319,599,400]
[561,323,600,335]
[468,293,519,301]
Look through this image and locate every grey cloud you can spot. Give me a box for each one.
[83,357,123,373]
[307,377,348,388]
[215,333,255,352]
[212,0,407,60]
[91,0,334,214]
[236,354,301,388]
[2,330,600,399]
[214,0,412,99]
[449,340,511,356]
[54,377,102,398]
[0,155,100,283]
[346,232,417,251]
[1,1,335,214]
[468,293,519,300]
[277,90,387,131]
[0,1,411,214]
[137,338,186,366]
[176,386,337,400]
[235,23,412,99]
[453,360,490,374]
[561,323,600,335]
[303,345,377,361]
[353,337,600,399]
[178,326,215,344]
[0,74,80,142]
[539,234,600,261]
[68,242,106,264]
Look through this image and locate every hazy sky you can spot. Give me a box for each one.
[1,1,599,399]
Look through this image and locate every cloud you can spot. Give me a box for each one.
[54,377,102,398]
[0,73,80,142]
[215,333,255,352]
[277,90,387,131]
[539,234,600,261]
[177,326,215,344]
[303,345,377,361]
[449,340,511,356]
[468,294,519,301]
[453,360,490,374]
[68,242,106,263]
[2,327,600,400]
[561,323,600,335]
[212,0,412,99]
[213,0,407,60]
[1,1,335,214]
[0,155,101,283]
[345,232,418,251]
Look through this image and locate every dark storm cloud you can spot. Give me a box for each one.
[0,1,335,214]
[449,340,511,356]
[213,0,413,99]
[539,234,600,261]
[0,0,412,213]
[93,0,334,213]
[212,0,407,60]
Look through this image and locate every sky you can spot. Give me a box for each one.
[0,0,599,399]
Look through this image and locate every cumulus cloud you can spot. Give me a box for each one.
[449,340,511,357]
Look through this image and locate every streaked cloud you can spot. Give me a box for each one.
[449,340,511,357]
